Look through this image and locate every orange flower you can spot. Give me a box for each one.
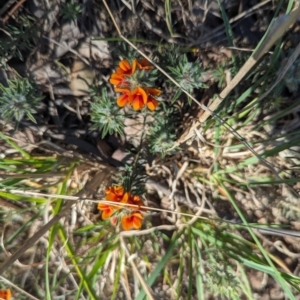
[105,185,130,204]
[147,96,158,111]
[0,289,11,300]
[110,59,138,88]
[116,87,150,110]
[116,59,138,75]
[129,195,145,210]
[110,58,162,111]
[120,191,130,203]
[97,203,115,219]
[115,88,132,107]
[98,186,131,219]
[109,73,127,87]
[121,212,143,230]
[137,58,153,70]
[144,87,161,111]
[130,87,148,110]
[98,185,147,230]
[105,185,125,201]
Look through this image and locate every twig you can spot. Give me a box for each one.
[120,224,176,237]
[0,0,17,17]
[2,0,27,23]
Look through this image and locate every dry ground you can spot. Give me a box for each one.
[1,0,300,299]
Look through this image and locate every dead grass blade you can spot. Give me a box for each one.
[120,236,156,300]
[199,4,300,122]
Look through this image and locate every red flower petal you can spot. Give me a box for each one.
[119,59,131,73]
[121,211,143,230]
[129,195,144,208]
[121,212,143,230]
[116,59,138,75]
[97,203,114,219]
[116,90,131,107]
[147,96,159,111]
[131,59,138,73]
[113,186,124,197]
[102,208,114,219]
[0,289,11,300]
[132,98,144,110]
[110,73,125,86]
[121,192,130,203]
[121,215,132,231]
[132,212,143,229]
[130,87,147,110]
[145,87,161,96]
[105,185,125,201]
[137,58,153,70]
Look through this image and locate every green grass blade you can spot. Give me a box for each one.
[216,0,237,69]
[135,229,185,300]
[187,227,193,300]
[218,181,296,299]
[0,132,31,159]
[193,238,204,300]
[111,246,123,300]
[58,225,98,299]
[165,0,173,36]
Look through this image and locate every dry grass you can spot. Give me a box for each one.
[0,0,300,299]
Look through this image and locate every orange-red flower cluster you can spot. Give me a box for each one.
[110,58,161,111]
[97,185,146,230]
